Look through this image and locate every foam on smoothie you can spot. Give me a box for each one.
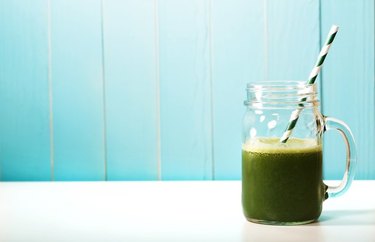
[242,137,321,153]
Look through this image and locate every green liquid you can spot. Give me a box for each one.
[242,137,326,224]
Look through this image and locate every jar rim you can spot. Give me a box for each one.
[246,80,315,90]
[244,80,319,108]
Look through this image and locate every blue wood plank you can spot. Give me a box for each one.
[321,0,375,179]
[211,0,265,179]
[103,0,159,180]
[0,0,51,181]
[266,0,321,80]
[51,0,105,180]
[159,0,213,180]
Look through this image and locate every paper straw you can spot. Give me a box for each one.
[280,25,339,143]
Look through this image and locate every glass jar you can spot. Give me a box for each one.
[242,81,356,225]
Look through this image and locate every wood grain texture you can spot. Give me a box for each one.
[51,0,105,180]
[211,0,265,179]
[0,0,51,181]
[103,0,159,180]
[321,0,375,179]
[159,0,213,180]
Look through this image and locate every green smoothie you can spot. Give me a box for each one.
[242,137,326,224]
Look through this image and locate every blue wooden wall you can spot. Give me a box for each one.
[0,0,374,181]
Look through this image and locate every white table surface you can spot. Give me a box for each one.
[0,180,374,242]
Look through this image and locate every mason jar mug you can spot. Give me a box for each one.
[242,81,356,225]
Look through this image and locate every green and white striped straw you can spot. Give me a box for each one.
[280,25,339,143]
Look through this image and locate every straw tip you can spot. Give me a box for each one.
[330,25,339,32]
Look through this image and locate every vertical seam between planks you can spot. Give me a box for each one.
[100,0,108,181]
[373,0,375,179]
[263,0,268,80]
[318,0,323,114]
[154,0,162,181]
[361,0,374,179]
[47,0,55,181]
[372,0,375,179]
[368,0,375,179]
[362,1,365,179]
[208,0,215,180]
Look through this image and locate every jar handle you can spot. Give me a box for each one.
[323,116,357,198]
